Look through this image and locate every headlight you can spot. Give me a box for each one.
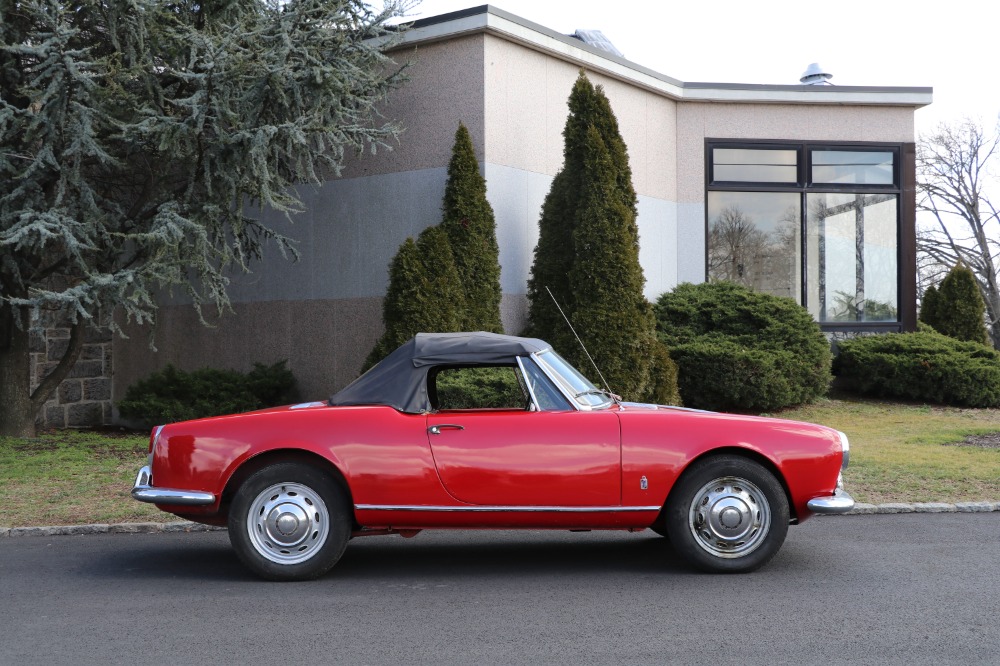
[837,430,850,470]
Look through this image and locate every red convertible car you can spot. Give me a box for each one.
[132,332,854,580]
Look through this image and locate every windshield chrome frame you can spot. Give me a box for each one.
[514,356,542,412]
[527,351,612,411]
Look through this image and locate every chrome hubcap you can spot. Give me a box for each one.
[689,476,770,559]
[247,482,329,565]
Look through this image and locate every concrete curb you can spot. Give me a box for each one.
[2,503,1000,537]
[841,501,1000,515]
[0,521,225,538]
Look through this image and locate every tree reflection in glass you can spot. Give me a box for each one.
[707,192,801,303]
[806,193,898,322]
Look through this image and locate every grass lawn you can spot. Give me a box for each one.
[777,394,1000,504]
[2,395,1000,527]
[0,429,168,528]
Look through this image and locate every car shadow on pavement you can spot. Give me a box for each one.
[79,528,835,582]
[82,532,260,583]
[334,531,692,580]
[79,530,696,582]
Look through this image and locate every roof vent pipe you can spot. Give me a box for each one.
[800,62,833,85]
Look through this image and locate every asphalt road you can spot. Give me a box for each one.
[2,513,998,665]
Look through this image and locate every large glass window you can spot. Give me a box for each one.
[806,193,898,322]
[707,191,801,302]
[706,142,901,326]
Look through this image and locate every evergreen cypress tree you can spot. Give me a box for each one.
[364,227,465,370]
[919,284,941,331]
[525,74,618,344]
[525,73,680,403]
[523,170,575,347]
[931,264,989,345]
[440,124,503,332]
[566,125,658,398]
[526,72,639,345]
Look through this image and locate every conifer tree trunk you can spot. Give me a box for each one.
[0,303,34,437]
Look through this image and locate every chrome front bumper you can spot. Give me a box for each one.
[806,487,856,514]
[131,466,216,506]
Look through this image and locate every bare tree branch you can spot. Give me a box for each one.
[917,117,1000,345]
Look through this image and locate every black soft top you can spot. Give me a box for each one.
[329,332,551,413]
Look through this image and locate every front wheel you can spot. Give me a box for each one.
[665,455,789,573]
[228,463,351,581]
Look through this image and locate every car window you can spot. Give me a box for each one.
[534,351,611,408]
[519,357,573,411]
[433,366,528,410]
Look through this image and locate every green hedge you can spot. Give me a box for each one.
[118,361,299,426]
[835,331,1000,407]
[655,282,831,411]
[919,265,990,345]
[434,366,525,410]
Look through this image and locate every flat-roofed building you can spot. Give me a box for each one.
[102,5,931,415]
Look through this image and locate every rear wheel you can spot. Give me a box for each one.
[665,455,789,573]
[228,463,351,581]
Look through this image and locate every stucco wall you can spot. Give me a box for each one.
[483,35,678,201]
[676,102,916,203]
[481,35,680,300]
[339,35,487,179]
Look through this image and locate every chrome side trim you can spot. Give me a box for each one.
[355,504,661,513]
[131,465,216,506]
[838,430,851,469]
[806,488,856,514]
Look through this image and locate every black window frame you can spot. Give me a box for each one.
[705,139,911,334]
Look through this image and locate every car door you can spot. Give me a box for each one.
[425,363,621,507]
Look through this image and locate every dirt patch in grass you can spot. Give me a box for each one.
[945,432,1000,449]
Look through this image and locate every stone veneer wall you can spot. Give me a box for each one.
[30,311,113,429]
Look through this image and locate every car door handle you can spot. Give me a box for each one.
[428,424,465,435]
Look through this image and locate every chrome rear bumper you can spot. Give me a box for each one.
[131,466,216,506]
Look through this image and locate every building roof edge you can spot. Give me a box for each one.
[397,5,932,108]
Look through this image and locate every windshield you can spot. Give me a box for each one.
[533,351,612,409]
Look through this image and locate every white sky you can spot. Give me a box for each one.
[397,0,1000,135]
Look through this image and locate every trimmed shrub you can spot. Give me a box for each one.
[835,331,1000,407]
[365,123,502,372]
[920,265,989,345]
[434,366,525,410]
[655,282,831,411]
[364,226,465,370]
[118,361,299,426]
[646,340,683,406]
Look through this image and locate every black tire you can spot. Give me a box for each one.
[228,462,351,581]
[665,455,789,573]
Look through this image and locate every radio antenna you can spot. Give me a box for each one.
[545,286,617,399]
